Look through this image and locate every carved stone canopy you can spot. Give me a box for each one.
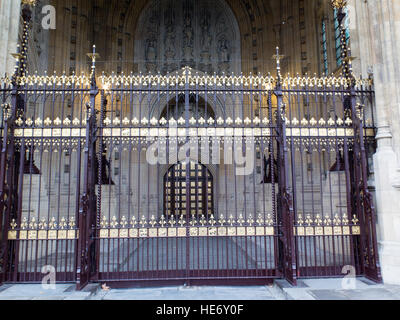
[134,0,241,75]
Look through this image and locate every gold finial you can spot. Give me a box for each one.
[69,217,76,229]
[199,214,206,226]
[10,219,17,230]
[208,214,216,226]
[272,47,285,63]
[272,47,284,79]
[140,215,147,228]
[237,214,245,226]
[11,53,23,61]
[21,0,37,6]
[49,217,57,229]
[87,45,100,63]
[178,215,186,227]
[246,214,254,226]
[169,215,176,227]
[331,0,348,9]
[87,45,99,82]
[159,215,166,227]
[228,214,234,226]
[256,214,264,226]
[305,214,313,226]
[149,215,156,227]
[266,214,274,226]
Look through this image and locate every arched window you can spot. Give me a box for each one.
[321,19,329,75]
[160,95,215,121]
[334,7,350,67]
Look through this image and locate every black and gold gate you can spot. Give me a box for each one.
[91,65,282,285]
[0,2,382,289]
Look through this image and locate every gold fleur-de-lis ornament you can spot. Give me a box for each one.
[120,216,128,228]
[238,214,245,226]
[140,215,147,228]
[149,215,156,227]
[168,215,176,227]
[199,214,206,226]
[189,214,197,227]
[178,215,186,227]
[10,219,17,230]
[247,214,254,226]
[69,217,76,229]
[29,217,37,229]
[159,215,166,227]
[256,214,264,226]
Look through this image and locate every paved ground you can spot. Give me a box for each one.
[0,278,399,300]
[275,278,400,300]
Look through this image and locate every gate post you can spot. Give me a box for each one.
[76,46,99,290]
[348,85,382,283]
[332,0,382,283]
[274,48,297,285]
[0,2,33,284]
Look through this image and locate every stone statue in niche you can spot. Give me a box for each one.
[182,1,194,68]
[216,16,227,35]
[218,38,230,62]
[146,39,157,61]
[145,38,157,73]
[201,16,212,49]
[144,8,159,73]
[164,4,177,73]
[199,8,212,73]
[218,37,230,73]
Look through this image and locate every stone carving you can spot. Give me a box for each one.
[145,8,159,73]
[164,4,177,73]
[181,1,194,68]
[199,8,212,73]
[146,39,157,61]
[136,0,241,74]
[218,37,230,73]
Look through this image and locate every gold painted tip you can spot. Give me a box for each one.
[11,53,23,60]
[21,0,37,6]
[344,56,356,62]
[331,0,348,9]
[87,53,100,60]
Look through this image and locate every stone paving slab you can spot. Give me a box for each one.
[277,278,400,300]
[0,283,93,300]
[99,285,278,300]
[0,278,399,300]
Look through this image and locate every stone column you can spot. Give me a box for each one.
[357,0,400,285]
[0,0,21,77]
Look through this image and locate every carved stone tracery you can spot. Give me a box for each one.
[135,0,241,74]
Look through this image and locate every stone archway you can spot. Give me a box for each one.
[134,0,241,74]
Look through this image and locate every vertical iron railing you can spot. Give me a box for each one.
[76,46,99,289]
[274,48,297,285]
[0,3,32,284]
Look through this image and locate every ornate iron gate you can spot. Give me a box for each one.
[0,2,382,289]
[91,65,282,285]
